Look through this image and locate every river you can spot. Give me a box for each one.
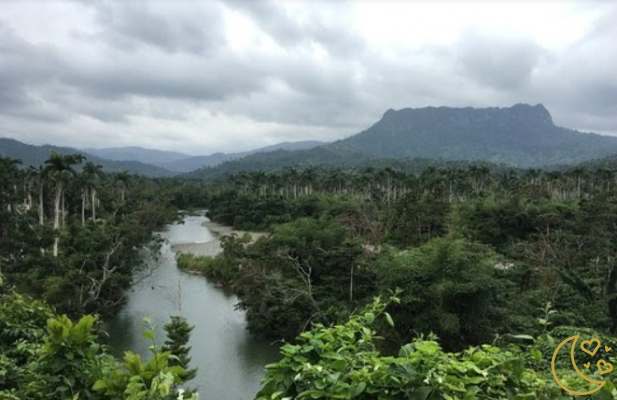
[105,214,280,400]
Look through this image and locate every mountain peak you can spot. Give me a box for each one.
[376,103,555,131]
[342,103,617,167]
[510,103,553,124]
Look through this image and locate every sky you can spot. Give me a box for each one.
[1,0,616,156]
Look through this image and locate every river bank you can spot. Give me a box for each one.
[170,220,266,256]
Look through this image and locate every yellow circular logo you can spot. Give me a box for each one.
[551,335,612,395]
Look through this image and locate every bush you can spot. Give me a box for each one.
[257,296,617,400]
[177,253,240,285]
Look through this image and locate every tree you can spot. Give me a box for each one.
[44,152,85,257]
[27,165,47,225]
[0,278,200,400]
[371,237,507,350]
[255,296,602,400]
[114,170,132,203]
[162,316,197,382]
[82,162,105,221]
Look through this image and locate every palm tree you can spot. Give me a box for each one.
[44,151,85,257]
[0,157,22,213]
[27,165,47,225]
[82,162,105,221]
[300,167,317,196]
[114,170,132,203]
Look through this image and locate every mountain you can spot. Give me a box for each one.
[85,140,326,173]
[187,104,617,179]
[256,140,326,153]
[160,140,326,172]
[84,146,190,164]
[0,138,175,177]
[340,104,617,166]
[185,144,370,179]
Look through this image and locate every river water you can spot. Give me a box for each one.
[105,215,280,400]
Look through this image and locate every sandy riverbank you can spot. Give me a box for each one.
[201,220,266,240]
[170,221,266,257]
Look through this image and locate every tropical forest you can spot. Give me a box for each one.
[4,132,617,399]
[2,1,617,399]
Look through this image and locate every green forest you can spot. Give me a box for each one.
[4,153,617,398]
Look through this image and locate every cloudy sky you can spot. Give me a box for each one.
[1,1,616,155]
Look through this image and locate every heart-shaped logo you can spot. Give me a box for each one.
[606,346,612,352]
[581,338,601,356]
[597,360,613,375]
[584,362,591,368]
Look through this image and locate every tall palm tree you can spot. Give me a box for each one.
[82,162,105,221]
[44,151,85,257]
[114,170,132,203]
[0,157,22,213]
[301,167,317,196]
[27,165,47,225]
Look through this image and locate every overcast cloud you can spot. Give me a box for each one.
[0,0,616,155]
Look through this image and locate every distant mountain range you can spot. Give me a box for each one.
[0,138,326,176]
[187,104,617,179]
[4,104,617,179]
[0,138,175,177]
[83,146,190,165]
[84,140,325,172]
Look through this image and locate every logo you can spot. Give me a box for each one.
[551,335,612,395]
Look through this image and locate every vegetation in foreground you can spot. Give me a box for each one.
[258,296,617,400]
[0,274,198,400]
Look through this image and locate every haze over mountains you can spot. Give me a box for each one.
[3,104,617,178]
[0,138,175,177]
[84,140,325,173]
[0,137,326,176]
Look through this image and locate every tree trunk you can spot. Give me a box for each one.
[349,264,354,302]
[61,190,66,228]
[81,188,86,226]
[38,185,44,225]
[53,182,62,257]
[91,187,97,220]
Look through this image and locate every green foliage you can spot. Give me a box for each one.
[176,233,252,286]
[232,216,370,340]
[370,237,507,350]
[0,289,54,394]
[257,296,617,400]
[177,253,239,283]
[386,191,449,248]
[22,314,105,400]
[162,316,197,382]
[0,154,180,317]
[193,164,617,353]
[535,325,617,371]
[451,197,578,250]
[0,282,199,400]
